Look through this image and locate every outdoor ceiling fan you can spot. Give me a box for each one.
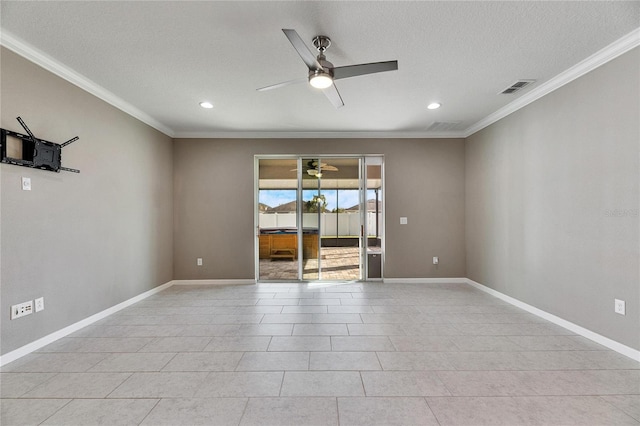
[257,29,398,108]
[290,160,339,178]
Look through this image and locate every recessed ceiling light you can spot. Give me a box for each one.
[427,102,441,110]
[199,101,214,109]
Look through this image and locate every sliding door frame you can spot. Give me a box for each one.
[255,154,384,283]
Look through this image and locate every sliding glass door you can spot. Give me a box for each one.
[257,158,299,281]
[256,156,382,282]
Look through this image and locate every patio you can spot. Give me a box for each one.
[259,247,360,281]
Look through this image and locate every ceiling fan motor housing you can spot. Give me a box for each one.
[309,63,333,78]
[309,56,335,88]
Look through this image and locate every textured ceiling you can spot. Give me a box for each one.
[1,1,638,138]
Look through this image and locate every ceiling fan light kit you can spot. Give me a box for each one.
[309,70,333,89]
[257,29,398,108]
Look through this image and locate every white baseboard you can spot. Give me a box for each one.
[0,281,174,367]
[384,278,467,284]
[171,279,256,286]
[466,278,640,362]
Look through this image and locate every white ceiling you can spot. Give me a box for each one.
[1,1,638,138]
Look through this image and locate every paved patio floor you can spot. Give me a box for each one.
[259,247,360,281]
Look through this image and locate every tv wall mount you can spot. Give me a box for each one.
[1,116,80,173]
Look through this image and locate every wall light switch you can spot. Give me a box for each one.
[22,177,31,191]
[433,257,439,265]
[400,217,408,225]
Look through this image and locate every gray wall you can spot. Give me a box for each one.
[1,48,174,355]
[465,47,639,350]
[173,138,466,280]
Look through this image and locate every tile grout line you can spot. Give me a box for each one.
[423,396,443,426]
[35,398,75,425]
[137,398,162,426]
[236,397,251,426]
[278,369,286,397]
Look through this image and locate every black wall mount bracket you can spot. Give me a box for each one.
[1,117,80,173]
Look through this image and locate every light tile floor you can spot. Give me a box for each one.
[1,282,639,425]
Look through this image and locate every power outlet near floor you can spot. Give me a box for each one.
[11,300,33,319]
[22,177,32,191]
[614,299,625,315]
[197,258,203,266]
[35,297,45,312]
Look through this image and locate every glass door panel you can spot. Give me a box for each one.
[365,158,383,279]
[319,158,362,281]
[257,158,299,281]
[301,159,321,280]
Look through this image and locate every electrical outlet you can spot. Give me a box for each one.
[614,299,625,315]
[35,297,45,312]
[197,258,203,266]
[400,217,408,225]
[11,301,33,319]
[433,256,439,265]
[22,177,31,191]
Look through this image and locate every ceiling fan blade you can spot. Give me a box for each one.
[257,77,307,91]
[309,161,338,171]
[282,29,322,71]
[333,60,398,80]
[323,83,344,108]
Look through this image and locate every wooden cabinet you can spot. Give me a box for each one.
[259,234,297,259]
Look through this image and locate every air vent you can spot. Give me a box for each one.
[427,121,462,132]
[500,79,536,94]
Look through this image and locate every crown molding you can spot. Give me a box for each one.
[172,130,467,139]
[464,27,640,138]
[0,30,175,138]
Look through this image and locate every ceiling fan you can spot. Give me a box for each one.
[257,29,398,108]
[290,160,339,178]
